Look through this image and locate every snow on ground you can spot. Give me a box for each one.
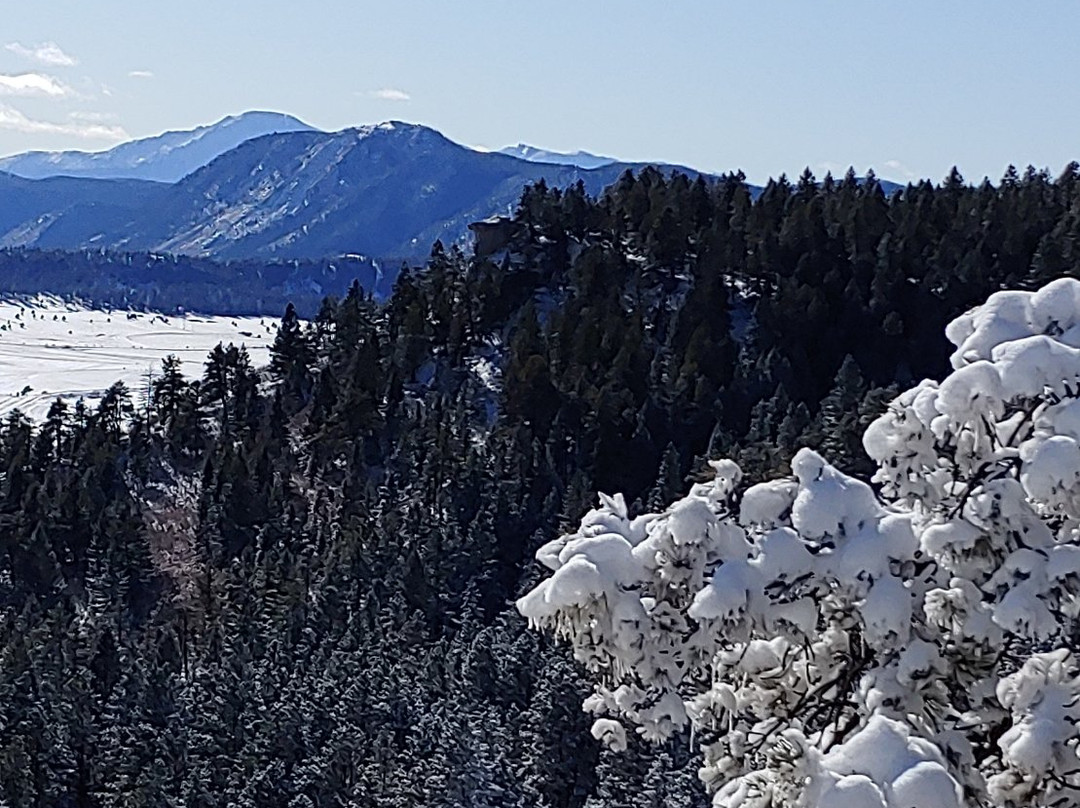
[0,297,275,420]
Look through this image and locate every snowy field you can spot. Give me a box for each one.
[0,297,275,420]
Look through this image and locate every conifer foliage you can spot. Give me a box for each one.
[521,279,1080,806]
[2,164,1080,805]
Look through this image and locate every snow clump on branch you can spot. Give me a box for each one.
[518,278,1080,807]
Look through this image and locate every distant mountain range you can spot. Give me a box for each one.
[0,115,709,262]
[0,111,315,183]
[495,144,616,169]
[0,112,907,267]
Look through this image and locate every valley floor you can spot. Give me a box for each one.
[0,297,273,419]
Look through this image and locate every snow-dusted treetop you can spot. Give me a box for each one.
[519,278,1080,807]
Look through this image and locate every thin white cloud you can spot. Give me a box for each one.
[0,103,127,140]
[0,72,74,98]
[69,110,118,123]
[5,42,77,67]
[128,70,154,79]
[370,88,410,102]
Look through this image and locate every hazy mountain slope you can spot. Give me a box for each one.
[0,172,172,249]
[0,111,316,183]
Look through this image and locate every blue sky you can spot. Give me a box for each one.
[0,1,1077,184]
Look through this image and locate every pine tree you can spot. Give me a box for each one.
[270,302,315,414]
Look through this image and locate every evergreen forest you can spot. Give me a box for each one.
[3,163,1080,806]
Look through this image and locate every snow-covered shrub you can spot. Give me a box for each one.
[518,278,1080,807]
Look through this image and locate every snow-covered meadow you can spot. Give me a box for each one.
[0,297,275,420]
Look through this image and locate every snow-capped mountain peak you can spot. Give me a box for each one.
[0,111,318,183]
[496,143,616,170]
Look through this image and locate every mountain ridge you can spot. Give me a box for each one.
[495,143,616,169]
[0,111,317,183]
[0,121,709,262]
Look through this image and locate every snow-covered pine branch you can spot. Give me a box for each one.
[518,278,1080,807]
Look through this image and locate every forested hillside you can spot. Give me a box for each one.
[0,249,386,315]
[2,163,1080,806]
